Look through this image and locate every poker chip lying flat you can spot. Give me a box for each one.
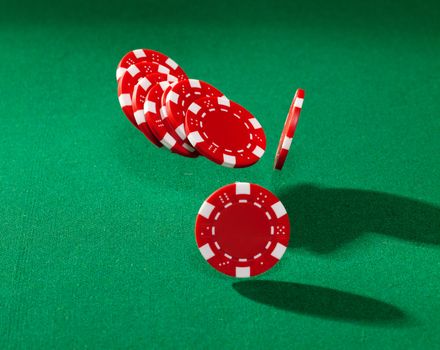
[132,73,177,147]
[116,49,187,82]
[195,182,290,278]
[185,97,266,168]
[274,89,305,170]
[117,61,175,127]
[164,79,224,141]
[145,81,198,158]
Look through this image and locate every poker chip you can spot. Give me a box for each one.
[132,73,177,147]
[185,97,266,168]
[164,79,224,141]
[145,81,198,158]
[195,182,290,278]
[274,89,305,170]
[116,49,187,82]
[117,61,177,127]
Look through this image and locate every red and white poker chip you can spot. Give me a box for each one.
[274,89,305,170]
[195,182,290,278]
[185,97,266,168]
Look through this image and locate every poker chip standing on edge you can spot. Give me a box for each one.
[195,182,290,278]
[116,49,188,82]
[145,81,198,158]
[274,89,305,170]
[164,79,224,141]
[185,97,266,168]
[117,61,176,127]
[132,73,178,148]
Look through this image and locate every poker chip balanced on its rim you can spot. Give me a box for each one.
[185,97,266,168]
[117,61,176,127]
[116,49,188,82]
[145,81,198,158]
[131,73,177,148]
[163,79,224,142]
[195,182,290,278]
[274,89,305,170]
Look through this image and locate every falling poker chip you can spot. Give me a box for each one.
[274,89,305,170]
[195,182,290,278]
[185,97,266,168]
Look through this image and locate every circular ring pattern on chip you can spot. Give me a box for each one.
[274,89,305,170]
[195,182,290,278]
[145,81,198,158]
[185,97,266,168]
[117,61,176,127]
[164,79,224,141]
[132,73,177,147]
[116,49,188,82]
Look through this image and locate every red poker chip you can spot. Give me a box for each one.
[116,49,187,82]
[274,89,305,170]
[117,61,175,127]
[164,79,224,141]
[132,73,177,148]
[195,182,290,278]
[145,81,198,158]
[185,97,266,168]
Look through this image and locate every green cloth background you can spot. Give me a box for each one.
[1,0,439,349]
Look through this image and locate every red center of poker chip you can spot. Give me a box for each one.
[195,182,290,278]
[274,88,305,170]
[185,97,266,168]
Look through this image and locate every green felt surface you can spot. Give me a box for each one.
[1,0,440,349]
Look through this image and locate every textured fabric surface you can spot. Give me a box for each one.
[1,0,440,349]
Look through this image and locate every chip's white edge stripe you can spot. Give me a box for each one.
[118,94,132,108]
[235,182,251,195]
[199,201,215,219]
[161,133,176,149]
[222,154,236,168]
[188,131,203,146]
[294,97,304,109]
[282,136,292,151]
[271,201,287,219]
[134,110,145,124]
[271,243,287,260]
[116,67,126,81]
[252,146,265,158]
[236,267,250,278]
[199,243,215,261]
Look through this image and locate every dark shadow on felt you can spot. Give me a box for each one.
[233,281,411,326]
[279,184,440,253]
